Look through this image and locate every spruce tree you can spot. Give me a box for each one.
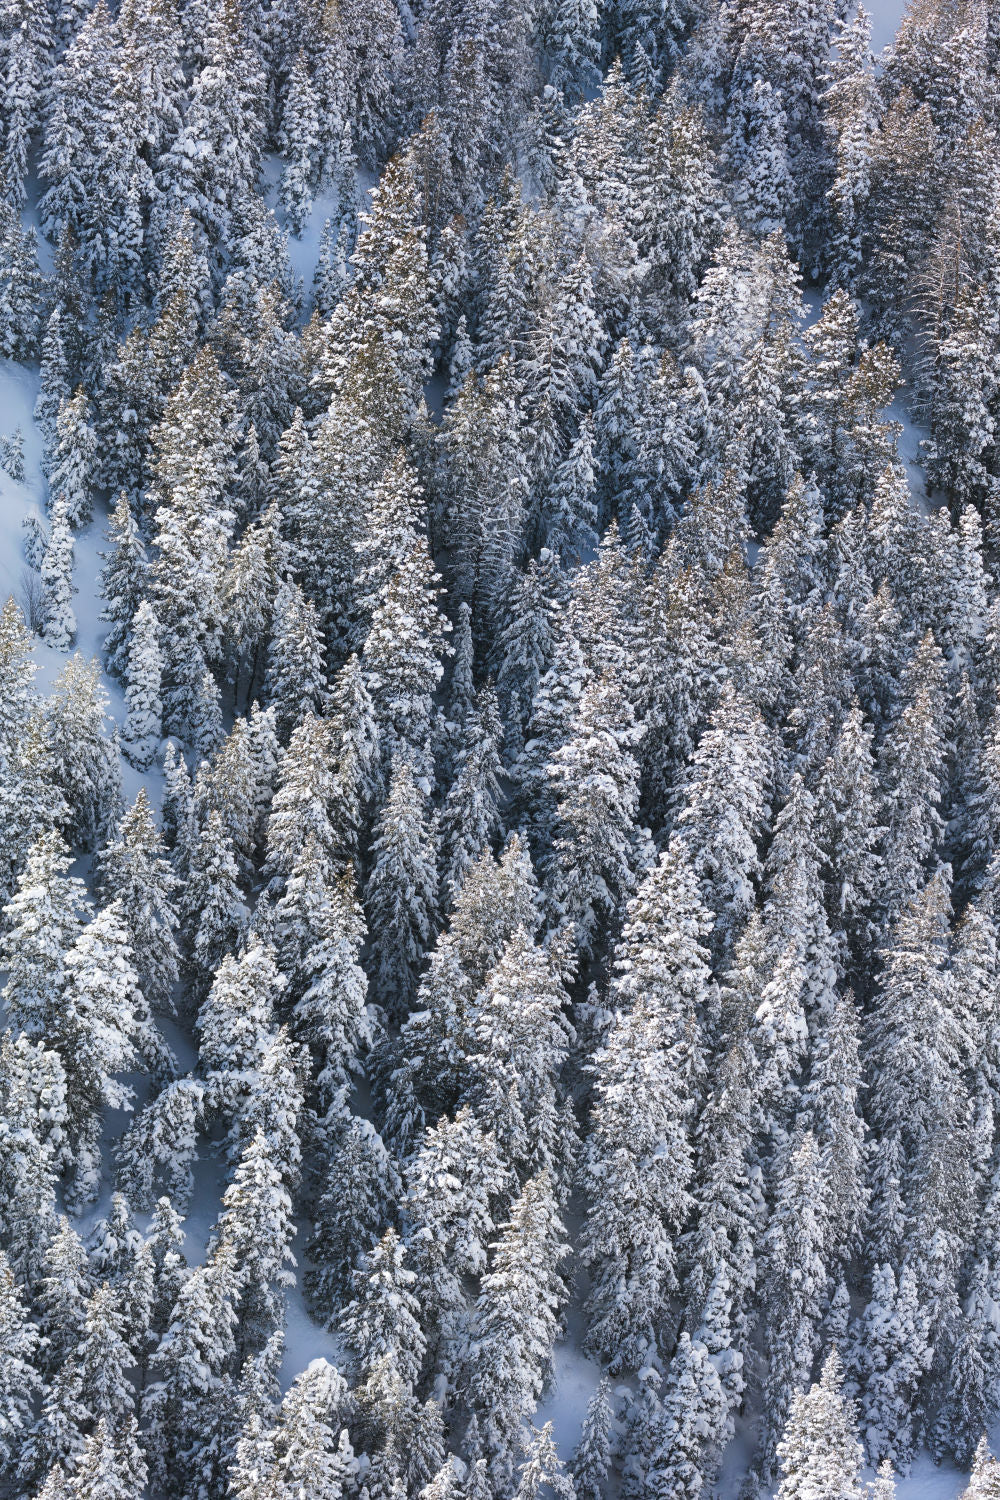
[760,1133,831,1477]
[775,1350,864,1500]
[265,580,327,742]
[99,493,148,681]
[1,828,90,1039]
[0,1251,42,1473]
[59,902,144,1205]
[339,1227,425,1392]
[45,654,123,850]
[49,390,96,529]
[466,1172,569,1485]
[365,758,438,1016]
[572,1378,614,1500]
[40,498,76,651]
[547,670,642,958]
[121,602,163,770]
[98,790,179,1015]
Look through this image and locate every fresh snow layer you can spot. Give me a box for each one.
[868,0,911,54]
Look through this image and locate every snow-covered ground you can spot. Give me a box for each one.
[869,0,911,55]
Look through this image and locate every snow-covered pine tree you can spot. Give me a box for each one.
[962,1438,1000,1499]
[572,1378,615,1500]
[99,492,148,681]
[466,1171,569,1483]
[0,595,36,764]
[402,1105,509,1373]
[339,1227,425,1392]
[674,683,772,963]
[1,828,90,1038]
[0,1250,42,1474]
[760,1132,831,1477]
[581,838,714,1369]
[121,601,163,770]
[49,390,96,528]
[279,49,319,235]
[265,579,327,741]
[775,1349,864,1500]
[98,790,179,1015]
[546,670,642,958]
[40,497,76,650]
[0,193,44,359]
[365,757,438,1017]
[59,901,144,1205]
[438,684,504,903]
[308,1111,402,1313]
[44,654,122,850]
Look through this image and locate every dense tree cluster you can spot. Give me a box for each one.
[1,0,1000,1495]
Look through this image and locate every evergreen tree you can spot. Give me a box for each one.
[340,1227,425,1391]
[464,925,576,1192]
[45,653,122,851]
[0,194,44,358]
[98,790,179,1015]
[803,990,867,1264]
[516,1421,576,1500]
[68,1415,146,1499]
[934,1251,1000,1467]
[0,1251,41,1473]
[467,1172,569,1483]
[294,869,371,1105]
[60,902,144,1204]
[547,671,642,958]
[197,938,282,1078]
[1,828,90,1039]
[264,714,341,883]
[36,1217,91,1374]
[49,390,96,529]
[121,601,163,770]
[309,1111,402,1314]
[269,1359,356,1499]
[184,811,247,997]
[35,306,70,451]
[362,533,452,780]
[40,498,76,651]
[963,1438,1000,1499]
[572,1378,614,1500]
[760,1133,831,1477]
[866,869,964,1215]
[326,652,380,865]
[265,580,327,742]
[855,1263,930,1470]
[0,594,36,768]
[877,633,947,927]
[142,1236,243,1493]
[775,1350,863,1500]
[581,839,713,1368]
[365,758,438,1016]
[439,685,504,903]
[280,49,319,235]
[402,1106,509,1373]
[675,685,772,962]
[209,1127,297,1355]
[645,1329,731,1500]
[99,493,148,681]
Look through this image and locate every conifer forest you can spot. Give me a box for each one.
[4,0,1000,1495]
